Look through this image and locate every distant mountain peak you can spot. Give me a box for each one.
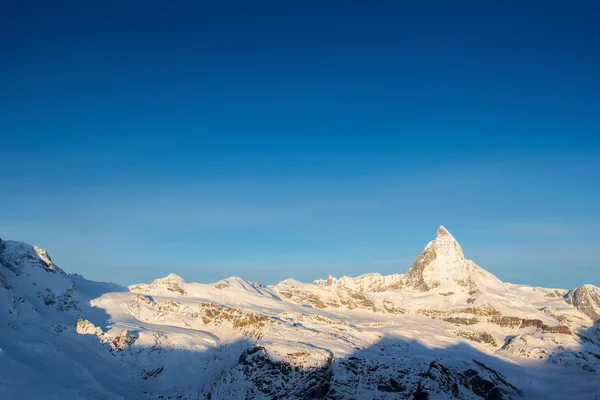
[566,284,600,321]
[436,225,451,237]
[129,272,187,295]
[402,226,504,293]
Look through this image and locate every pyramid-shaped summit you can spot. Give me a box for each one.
[401,226,505,293]
[436,225,451,237]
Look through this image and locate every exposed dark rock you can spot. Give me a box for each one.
[541,325,572,335]
[143,367,164,379]
[490,316,544,329]
[443,317,479,326]
[412,361,459,399]
[111,330,138,351]
[453,331,498,347]
[403,243,438,292]
[237,346,333,399]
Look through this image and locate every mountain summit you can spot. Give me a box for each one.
[436,225,451,237]
[402,226,506,294]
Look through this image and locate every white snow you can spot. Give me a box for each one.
[0,228,599,399]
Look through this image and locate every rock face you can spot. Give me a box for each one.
[412,360,521,400]
[111,330,138,351]
[0,238,78,318]
[0,229,599,399]
[566,284,600,321]
[76,318,105,336]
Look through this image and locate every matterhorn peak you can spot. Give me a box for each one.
[401,226,504,293]
[436,225,451,238]
[431,226,464,259]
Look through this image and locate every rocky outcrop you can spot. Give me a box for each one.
[453,331,498,347]
[541,325,572,335]
[200,302,273,332]
[413,361,460,399]
[443,317,479,326]
[413,360,522,399]
[142,367,164,380]
[566,284,600,321]
[111,330,138,351]
[382,299,406,314]
[135,293,156,306]
[76,319,138,351]
[490,316,544,329]
[235,346,333,399]
[76,318,104,336]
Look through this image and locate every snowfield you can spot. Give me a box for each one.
[1,227,599,399]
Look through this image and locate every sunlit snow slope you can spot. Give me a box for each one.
[1,227,599,399]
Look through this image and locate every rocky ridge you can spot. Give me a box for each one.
[1,229,599,399]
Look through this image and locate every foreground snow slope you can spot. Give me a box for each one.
[1,227,599,399]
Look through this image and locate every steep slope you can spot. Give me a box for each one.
[566,284,600,321]
[0,238,78,321]
[1,229,599,399]
[0,239,141,399]
[402,226,506,293]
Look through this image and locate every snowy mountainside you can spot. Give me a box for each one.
[565,284,600,321]
[1,229,600,399]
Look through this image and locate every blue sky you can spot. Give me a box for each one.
[1,1,599,288]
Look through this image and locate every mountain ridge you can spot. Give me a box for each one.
[1,229,599,399]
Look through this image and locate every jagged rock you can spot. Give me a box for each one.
[490,316,544,329]
[111,330,138,351]
[453,331,498,347]
[566,284,600,321]
[413,361,460,399]
[200,302,272,337]
[412,360,522,400]
[142,367,164,379]
[443,317,480,326]
[135,293,156,306]
[234,346,333,399]
[76,318,104,336]
[542,325,572,335]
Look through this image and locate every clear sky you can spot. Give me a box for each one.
[1,1,599,288]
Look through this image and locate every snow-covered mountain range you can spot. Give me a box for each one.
[1,227,599,399]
